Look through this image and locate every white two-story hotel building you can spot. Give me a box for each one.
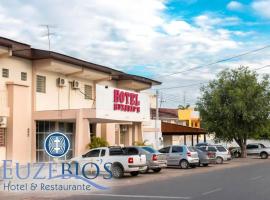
[0,37,161,164]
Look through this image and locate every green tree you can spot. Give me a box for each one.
[197,67,270,157]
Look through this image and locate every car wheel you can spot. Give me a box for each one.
[260,152,268,159]
[216,157,223,164]
[111,164,124,178]
[130,171,139,176]
[202,163,209,167]
[152,168,162,173]
[180,160,189,169]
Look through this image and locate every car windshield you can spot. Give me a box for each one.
[142,146,159,153]
[188,147,197,152]
[216,146,227,152]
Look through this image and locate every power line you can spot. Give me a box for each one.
[158,82,208,90]
[254,65,270,71]
[156,64,270,91]
[156,45,270,78]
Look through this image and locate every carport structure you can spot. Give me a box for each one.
[161,122,207,146]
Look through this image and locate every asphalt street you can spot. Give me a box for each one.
[54,159,270,200]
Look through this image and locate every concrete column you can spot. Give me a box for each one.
[137,122,143,142]
[75,109,90,156]
[105,123,116,146]
[7,83,32,164]
[124,125,132,146]
[115,124,120,145]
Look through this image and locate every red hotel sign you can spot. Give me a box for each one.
[113,89,140,113]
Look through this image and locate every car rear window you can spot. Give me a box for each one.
[188,147,197,152]
[216,146,227,152]
[123,147,139,155]
[142,146,158,153]
[208,146,217,152]
[109,148,124,156]
[197,147,207,152]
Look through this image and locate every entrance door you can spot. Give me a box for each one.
[36,121,75,162]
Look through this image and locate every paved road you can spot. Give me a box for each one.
[55,159,270,200]
[1,158,270,200]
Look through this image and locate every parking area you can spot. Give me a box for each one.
[1,157,269,200]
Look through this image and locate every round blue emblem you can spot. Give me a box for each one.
[44,132,70,158]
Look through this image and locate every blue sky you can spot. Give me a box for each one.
[0,0,270,107]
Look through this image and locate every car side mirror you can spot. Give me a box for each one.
[82,154,86,158]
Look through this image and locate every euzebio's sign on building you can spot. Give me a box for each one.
[95,84,150,122]
[113,89,140,113]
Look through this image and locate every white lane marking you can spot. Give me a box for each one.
[250,176,263,181]
[202,188,222,196]
[85,194,191,199]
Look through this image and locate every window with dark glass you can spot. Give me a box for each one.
[2,68,9,78]
[84,85,92,99]
[159,146,170,153]
[172,146,183,153]
[36,75,46,93]
[21,72,27,81]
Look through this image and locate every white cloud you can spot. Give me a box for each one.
[252,0,270,18]
[0,0,268,107]
[227,1,244,11]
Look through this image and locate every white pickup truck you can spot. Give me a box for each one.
[70,146,147,178]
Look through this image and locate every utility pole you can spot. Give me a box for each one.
[40,24,56,51]
[159,92,165,108]
[155,90,159,148]
[183,91,186,106]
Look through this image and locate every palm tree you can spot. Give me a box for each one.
[178,104,190,110]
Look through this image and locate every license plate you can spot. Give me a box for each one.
[139,166,145,170]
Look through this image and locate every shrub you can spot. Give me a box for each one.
[88,137,109,149]
[133,140,148,146]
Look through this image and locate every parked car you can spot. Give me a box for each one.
[195,142,211,148]
[70,146,147,178]
[123,146,167,173]
[198,145,231,164]
[246,143,270,159]
[195,147,216,166]
[158,145,199,169]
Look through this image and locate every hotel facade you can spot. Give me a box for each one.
[0,37,160,164]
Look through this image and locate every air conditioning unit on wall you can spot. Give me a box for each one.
[0,116,7,128]
[57,77,67,87]
[71,80,80,89]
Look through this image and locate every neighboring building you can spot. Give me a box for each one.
[142,107,206,148]
[178,108,200,128]
[0,37,161,164]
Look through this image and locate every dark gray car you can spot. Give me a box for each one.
[195,148,216,166]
